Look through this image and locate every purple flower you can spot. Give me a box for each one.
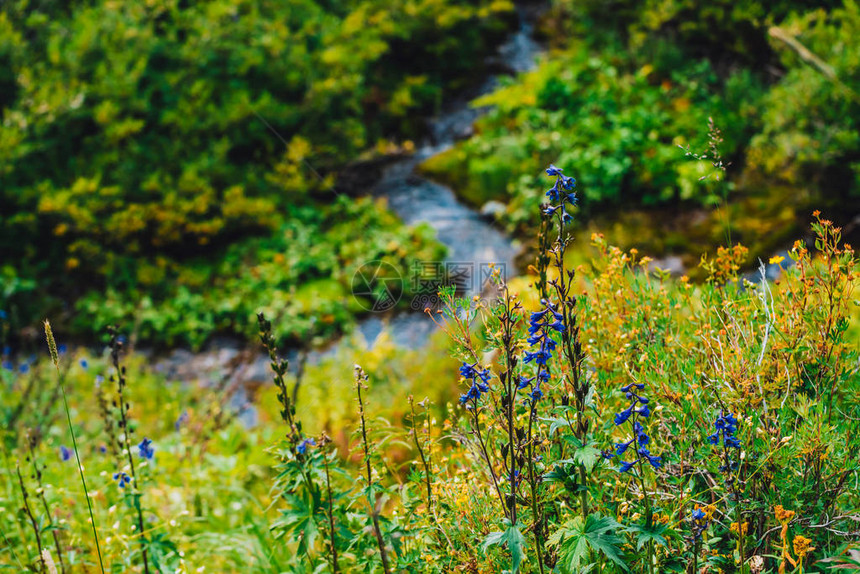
[458,362,492,405]
[59,446,71,461]
[175,410,190,431]
[544,164,578,222]
[113,472,131,488]
[613,383,661,473]
[709,411,742,451]
[137,437,154,460]
[297,438,316,455]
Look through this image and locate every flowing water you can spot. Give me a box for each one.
[352,9,542,347]
[152,8,544,410]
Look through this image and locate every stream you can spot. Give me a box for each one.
[152,6,544,414]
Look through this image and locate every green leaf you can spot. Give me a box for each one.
[547,514,629,573]
[627,522,670,551]
[482,520,527,573]
[573,444,602,473]
[541,416,572,437]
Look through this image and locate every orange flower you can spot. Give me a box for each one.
[775,505,795,525]
[792,535,814,559]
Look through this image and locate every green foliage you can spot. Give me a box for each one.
[0,207,857,573]
[420,39,765,230]
[69,196,444,349]
[547,514,628,572]
[420,0,859,265]
[747,2,860,193]
[0,0,513,346]
[482,520,527,573]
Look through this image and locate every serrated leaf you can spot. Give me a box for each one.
[573,444,602,473]
[548,514,629,573]
[628,521,669,550]
[482,522,527,573]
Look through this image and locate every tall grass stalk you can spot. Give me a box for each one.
[44,320,105,573]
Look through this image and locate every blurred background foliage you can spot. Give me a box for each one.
[2,0,860,349]
[420,0,860,263]
[0,0,512,347]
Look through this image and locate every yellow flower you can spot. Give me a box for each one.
[730,521,749,536]
[775,505,795,525]
[769,255,785,265]
[793,535,814,558]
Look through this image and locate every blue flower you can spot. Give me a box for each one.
[613,383,661,473]
[175,410,189,431]
[18,364,29,374]
[709,411,742,450]
[2,360,12,371]
[79,359,88,369]
[137,437,154,460]
[691,507,710,540]
[544,164,578,222]
[297,437,316,455]
[522,300,563,403]
[113,472,131,488]
[57,344,67,355]
[524,348,552,365]
[458,362,492,405]
[459,362,491,384]
[615,439,633,456]
[59,446,71,461]
[614,405,634,426]
[99,445,107,454]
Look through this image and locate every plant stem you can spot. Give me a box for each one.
[355,368,391,574]
[110,330,150,574]
[16,464,46,573]
[27,438,66,574]
[56,373,105,573]
[472,406,506,516]
[322,447,339,574]
[409,397,433,513]
[526,403,545,574]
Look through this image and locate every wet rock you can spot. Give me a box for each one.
[647,255,686,276]
[480,200,508,220]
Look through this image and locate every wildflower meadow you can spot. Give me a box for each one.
[3,0,860,572]
[2,164,858,573]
